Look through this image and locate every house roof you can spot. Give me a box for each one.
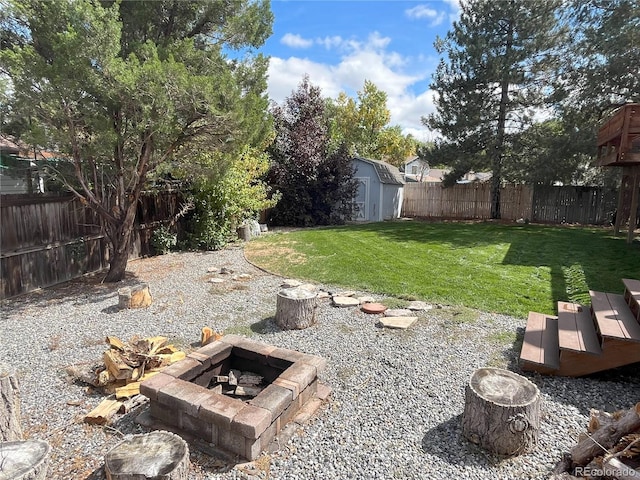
[354,156,405,185]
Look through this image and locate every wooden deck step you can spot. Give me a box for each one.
[590,290,640,341]
[622,278,640,320]
[557,301,602,354]
[520,312,560,370]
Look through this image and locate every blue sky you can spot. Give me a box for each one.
[259,0,462,141]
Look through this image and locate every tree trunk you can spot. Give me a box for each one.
[0,440,51,480]
[104,431,189,480]
[1,362,23,442]
[276,288,318,330]
[462,367,541,456]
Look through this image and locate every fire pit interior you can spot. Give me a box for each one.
[140,334,326,460]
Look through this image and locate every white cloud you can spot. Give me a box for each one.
[267,31,441,138]
[280,33,313,49]
[405,5,447,26]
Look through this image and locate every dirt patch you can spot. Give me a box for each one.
[126,255,185,280]
[245,241,307,268]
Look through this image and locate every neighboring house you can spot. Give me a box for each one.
[0,135,51,194]
[352,156,405,221]
[403,156,430,182]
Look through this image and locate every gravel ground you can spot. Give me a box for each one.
[1,245,639,480]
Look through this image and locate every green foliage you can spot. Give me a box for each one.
[151,225,177,254]
[186,146,278,250]
[425,0,564,215]
[267,76,358,227]
[327,80,415,166]
[0,0,273,280]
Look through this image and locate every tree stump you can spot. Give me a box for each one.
[104,431,189,480]
[0,440,51,480]
[461,367,541,456]
[118,283,152,309]
[275,287,318,330]
[1,362,23,442]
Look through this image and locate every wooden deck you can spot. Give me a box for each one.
[520,312,559,370]
[623,278,640,320]
[590,290,640,341]
[557,302,601,354]
[520,281,640,376]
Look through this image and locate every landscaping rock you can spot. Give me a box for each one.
[335,291,356,298]
[378,316,418,329]
[407,301,433,311]
[332,296,360,308]
[361,303,387,314]
[281,279,302,288]
[209,278,225,284]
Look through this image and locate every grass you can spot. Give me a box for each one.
[245,221,640,318]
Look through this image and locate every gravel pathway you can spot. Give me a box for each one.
[1,246,639,480]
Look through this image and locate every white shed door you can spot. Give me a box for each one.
[354,177,369,221]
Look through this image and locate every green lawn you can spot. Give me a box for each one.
[245,221,640,318]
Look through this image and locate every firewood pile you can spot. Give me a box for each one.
[210,370,265,399]
[66,335,186,425]
[553,402,640,479]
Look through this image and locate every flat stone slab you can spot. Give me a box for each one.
[407,301,433,311]
[378,316,418,329]
[332,296,360,307]
[384,308,414,317]
[335,291,356,298]
[281,279,302,288]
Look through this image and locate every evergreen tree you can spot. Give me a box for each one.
[424,0,564,217]
[1,0,272,280]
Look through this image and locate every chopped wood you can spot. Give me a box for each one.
[602,458,640,479]
[571,403,640,466]
[145,336,169,355]
[105,336,125,351]
[115,382,142,399]
[103,350,134,380]
[157,351,186,365]
[228,370,239,386]
[200,326,222,346]
[211,384,223,394]
[118,394,148,414]
[234,386,262,397]
[239,373,263,386]
[97,368,117,387]
[84,396,123,425]
[214,375,229,383]
[155,344,178,354]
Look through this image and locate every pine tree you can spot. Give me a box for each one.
[424,0,564,218]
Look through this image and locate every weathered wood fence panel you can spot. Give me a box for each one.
[402,183,617,225]
[402,183,532,221]
[1,191,182,299]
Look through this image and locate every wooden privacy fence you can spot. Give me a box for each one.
[402,183,533,221]
[1,191,182,299]
[402,183,619,224]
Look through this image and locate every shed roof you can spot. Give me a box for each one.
[354,157,405,185]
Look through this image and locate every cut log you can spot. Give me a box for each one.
[118,284,152,309]
[1,362,23,442]
[104,430,189,480]
[84,396,123,425]
[103,350,134,380]
[118,394,148,414]
[106,336,126,351]
[275,287,318,330]
[0,440,50,480]
[462,367,541,456]
[571,403,640,466]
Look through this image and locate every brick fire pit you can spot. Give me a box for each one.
[139,334,327,460]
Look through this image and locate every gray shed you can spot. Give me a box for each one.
[352,157,405,221]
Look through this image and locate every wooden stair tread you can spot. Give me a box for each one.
[623,278,640,320]
[590,290,640,341]
[557,301,602,354]
[520,312,560,369]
